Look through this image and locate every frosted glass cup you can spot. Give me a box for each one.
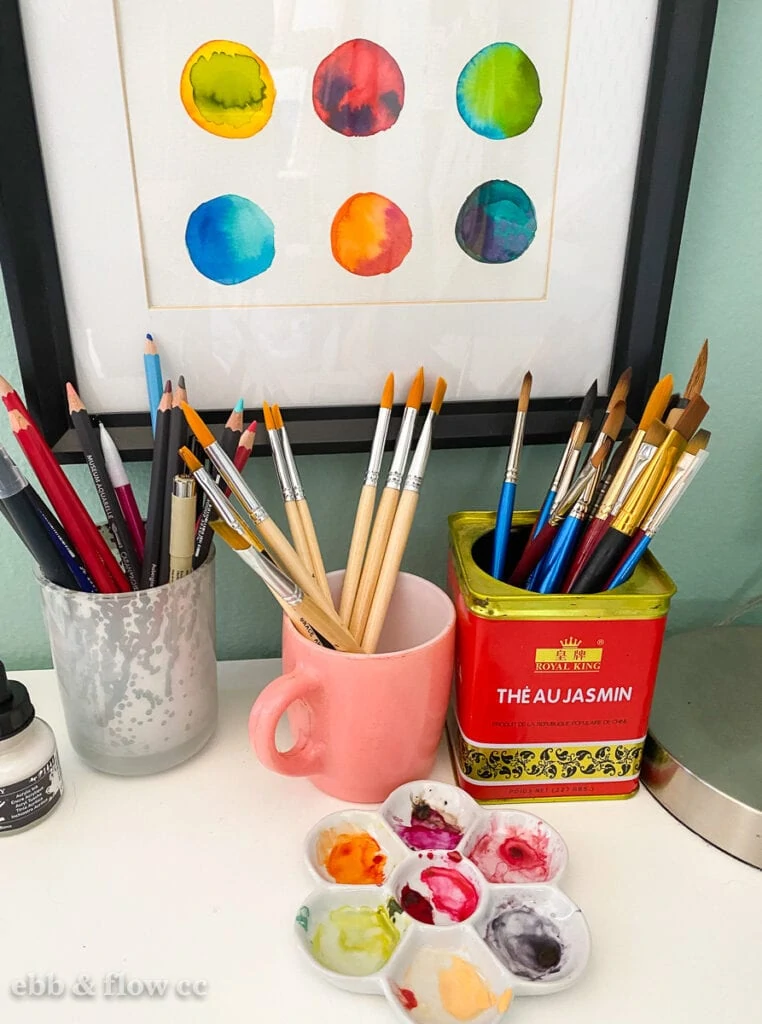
[38,551,218,776]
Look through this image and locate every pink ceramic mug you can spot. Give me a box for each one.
[249,571,456,802]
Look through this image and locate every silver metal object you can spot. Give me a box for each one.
[364,406,391,487]
[278,426,305,501]
[267,428,296,502]
[642,626,761,869]
[205,441,268,524]
[386,406,418,490]
[503,410,527,485]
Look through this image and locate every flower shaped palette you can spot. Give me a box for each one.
[295,780,591,1023]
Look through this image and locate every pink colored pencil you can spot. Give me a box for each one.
[99,423,146,560]
[234,420,257,473]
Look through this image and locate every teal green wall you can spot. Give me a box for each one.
[1,0,759,667]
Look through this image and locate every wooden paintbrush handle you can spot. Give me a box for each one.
[285,500,314,580]
[299,594,363,653]
[339,484,376,624]
[296,498,333,606]
[348,486,400,641]
[258,518,341,623]
[362,489,418,654]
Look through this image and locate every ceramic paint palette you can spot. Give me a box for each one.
[296,780,591,1022]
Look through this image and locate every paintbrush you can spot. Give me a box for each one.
[339,373,394,625]
[561,373,673,592]
[491,372,532,581]
[569,396,709,594]
[531,381,597,539]
[262,401,313,581]
[180,404,340,620]
[606,431,710,589]
[361,377,447,654]
[349,368,424,641]
[665,339,708,428]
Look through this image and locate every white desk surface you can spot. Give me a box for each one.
[0,660,759,1024]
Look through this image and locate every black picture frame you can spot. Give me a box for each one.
[0,0,717,463]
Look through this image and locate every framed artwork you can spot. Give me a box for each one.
[0,0,717,460]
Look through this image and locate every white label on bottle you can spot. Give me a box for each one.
[0,753,63,832]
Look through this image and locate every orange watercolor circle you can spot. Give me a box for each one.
[180,39,275,139]
[330,193,412,276]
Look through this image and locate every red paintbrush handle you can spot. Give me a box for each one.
[562,515,611,593]
[508,521,558,587]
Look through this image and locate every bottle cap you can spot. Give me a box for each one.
[0,660,35,738]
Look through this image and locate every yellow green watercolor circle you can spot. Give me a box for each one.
[180,39,275,138]
[457,42,542,139]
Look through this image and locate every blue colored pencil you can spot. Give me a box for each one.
[491,373,531,580]
[27,490,97,592]
[144,334,163,436]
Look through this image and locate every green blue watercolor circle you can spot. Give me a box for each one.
[455,180,536,264]
[456,43,542,139]
[185,194,274,284]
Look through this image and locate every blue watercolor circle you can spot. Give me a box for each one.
[185,194,275,285]
[455,180,537,264]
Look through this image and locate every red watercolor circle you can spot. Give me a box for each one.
[312,38,405,137]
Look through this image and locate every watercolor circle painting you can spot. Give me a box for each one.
[313,39,405,137]
[455,180,537,264]
[457,42,542,139]
[331,193,412,277]
[180,40,276,138]
[185,194,275,285]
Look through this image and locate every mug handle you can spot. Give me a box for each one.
[249,668,325,777]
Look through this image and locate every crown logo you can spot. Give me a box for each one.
[559,637,582,649]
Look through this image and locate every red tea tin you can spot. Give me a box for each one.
[448,511,676,803]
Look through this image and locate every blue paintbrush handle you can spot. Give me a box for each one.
[531,488,556,540]
[534,515,584,594]
[607,534,650,590]
[491,481,516,580]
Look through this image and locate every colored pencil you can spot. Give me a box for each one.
[339,373,394,625]
[24,488,96,592]
[0,442,79,589]
[159,376,188,584]
[140,381,172,589]
[144,334,163,436]
[532,382,597,541]
[98,423,146,561]
[263,402,312,581]
[7,409,129,593]
[273,404,333,606]
[193,400,243,569]
[168,475,196,582]
[234,420,257,473]
[349,368,424,642]
[180,403,339,619]
[569,396,709,594]
[491,372,532,581]
[361,378,447,653]
[66,384,141,590]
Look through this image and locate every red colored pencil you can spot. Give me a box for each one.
[7,408,130,593]
[234,420,257,473]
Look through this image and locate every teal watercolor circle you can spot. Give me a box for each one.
[185,194,275,285]
[457,42,542,139]
[455,180,537,264]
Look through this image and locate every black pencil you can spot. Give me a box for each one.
[140,381,172,589]
[158,376,189,585]
[193,402,243,569]
[66,383,141,589]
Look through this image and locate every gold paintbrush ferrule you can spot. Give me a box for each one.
[612,431,686,536]
[598,428,645,518]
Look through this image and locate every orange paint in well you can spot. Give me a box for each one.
[318,828,387,885]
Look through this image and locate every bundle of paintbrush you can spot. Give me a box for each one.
[188,368,447,654]
[495,341,710,594]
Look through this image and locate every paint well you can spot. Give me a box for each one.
[456,42,542,139]
[485,896,564,981]
[331,193,412,276]
[180,39,275,138]
[316,826,387,885]
[396,948,512,1023]
[400,866,479,925]
[313,38,404,137]
[455,180,536,264]
[392,798,464,851]
[185,194,274,285]
[311,902,403,976]
[467,821,554,883]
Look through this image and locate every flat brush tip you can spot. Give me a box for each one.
[380,372,395,410]
[675,395,709,440]
[180,402,216,449]
[210,520,250,551]
[179,446,202,473]
[518,371,532,412]
[262,401,274,431]
[272,404,284,430]
[431,377,447,414]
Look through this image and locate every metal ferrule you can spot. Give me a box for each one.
[279,429,304,501]
[403,412,434,494]
[172,475,196,500]
[235,544,302,603]
[504,410,527,483]
[0,443,26,499]
[549,436,574,493]
[569,462,603,521]
[206,440,268,524]
[600,429,645,517]
[550,447,583,517]
[644,450,708,535]
[611,443,658,517]
[364,407,392,486]
[549,461,598,525]
[613,432,685,536]
[192,463,241,531]
[386,405,418,490]
[268,429,295,502]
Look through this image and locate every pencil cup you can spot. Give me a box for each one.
[38,551,217,776]
[249,570,456,803]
